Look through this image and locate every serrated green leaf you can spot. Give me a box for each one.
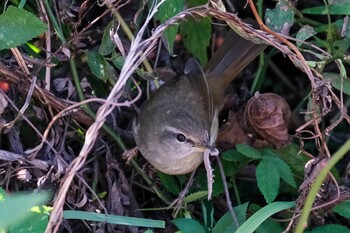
[0,6,46,50]
[236,202,295,233]
[256,158,280,203]
[305,224,350,233]
[236,144,262,159]
[333,200,350,219]
[158,0,183,54]
[323,72,350,95]
[172,218,206,233]
[180,17,211,65]
[99,21,116,56]
[221,149,251,164]
[265,0,294,33]
[212,202,249,233]
[263,152,296,188]
[296,25,316,46]
[273,143,308,177]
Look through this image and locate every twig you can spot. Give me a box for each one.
[217,155,239,229]
[1,76,36,132]
[38,0,52,91]
[0,149,48,170]
[10,48,30,74]
[45,2,166,232]
[294,140,350,233]
[0,62,94,125]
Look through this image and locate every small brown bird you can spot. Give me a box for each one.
[134,28,267,175]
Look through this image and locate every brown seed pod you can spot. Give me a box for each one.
[243,92,291,149]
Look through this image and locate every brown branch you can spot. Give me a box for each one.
[0,62,94,125]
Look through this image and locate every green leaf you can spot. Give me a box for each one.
[305,224,350,233]
[221,160,241,177]
[0,6,47,50]
[97,191,107,199]
[296,25,316,46]
[0,188,5,201]
[99,21,116,56]
[255,217,284,233]
[273,143,308,177]
[180,17,211,65]
[323,72,350,95]
[249,204,284,233]
[221,150,249,177]
[212,202,249,233]
[184,191,208,203]
[111,52,125,69]
[314,19,350,42]
[64,210,165,228]
[158,0,183,53]
[158,172,180,195]
[0,191,51,229]
[333,200,350,218]
[201,200,214,231]
[87,51,112,82]
[263,152,297,188]
[172,218,206,233]
[302,5,350,15]
[265,0,294,33]
[236,144,262,159]
[256,158,280,203]
[236,202,295,233]
[9,205,51,233]
[221,149,251,164]
[162,26,178,55]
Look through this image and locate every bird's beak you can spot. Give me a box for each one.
[193,145,219,156]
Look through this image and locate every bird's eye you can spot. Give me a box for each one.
[176,133,186,142]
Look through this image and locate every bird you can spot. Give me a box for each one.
[133,27,267,175]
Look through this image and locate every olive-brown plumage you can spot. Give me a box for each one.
[134,30,267,175]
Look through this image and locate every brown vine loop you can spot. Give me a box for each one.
[243,92,291,149]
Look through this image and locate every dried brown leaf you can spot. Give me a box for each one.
[243,92,291,148]
[0,92,8,115]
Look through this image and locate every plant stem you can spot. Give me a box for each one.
[43,0,66,42]
[294,139,350,233]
